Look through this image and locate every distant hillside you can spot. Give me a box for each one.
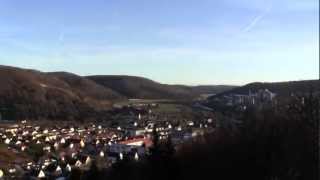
[212,80,320,98]
[48,72,123,101]
[0,65,234,121]
[87,75,194,99]
[0,66,123,121]
[191,85,237,95]
[87,75,235,100]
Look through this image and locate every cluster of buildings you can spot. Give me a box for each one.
[0,107,215,179]
[111,102,215,143]
[0,120,149,179]
[214,89,276,107]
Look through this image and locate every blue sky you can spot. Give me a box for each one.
[0,0,318,85]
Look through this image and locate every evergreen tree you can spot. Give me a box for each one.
[150,126,160,159]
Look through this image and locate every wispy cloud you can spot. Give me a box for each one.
[58,31,65,44]
[242,2,273,32]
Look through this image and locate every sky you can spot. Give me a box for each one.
[0,0,318,85]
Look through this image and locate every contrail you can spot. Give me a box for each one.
[56,28,67,59]
[243,2,273,32]
[58,31,65,44]
[243,13,266,32]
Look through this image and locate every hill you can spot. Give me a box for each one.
[0,65,234,121]
[211,80,320,98]
[0,66,123,121]
[87,75,235,100]
[48,72,123,101]
[191,85,237,95]
[87,75,195,99]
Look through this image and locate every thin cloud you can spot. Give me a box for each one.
[58,31,65,44]
[243,3,273,32]
[56,28,68,60]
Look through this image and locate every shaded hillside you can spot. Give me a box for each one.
[87,75,196,99]
[191,85,236,95]
[0,65,234,121]
[212,80,320,98]
[0,66,122,121]
[48,72,124,105]
[88,76,234,100]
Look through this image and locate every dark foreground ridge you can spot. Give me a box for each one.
[71,93,320,180]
